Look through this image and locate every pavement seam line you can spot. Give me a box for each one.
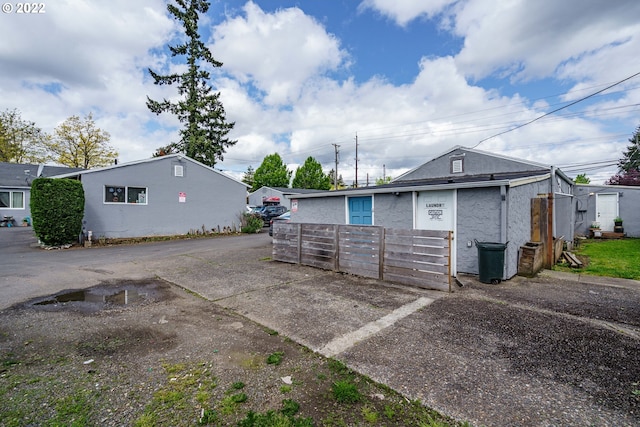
[317,296,435,357]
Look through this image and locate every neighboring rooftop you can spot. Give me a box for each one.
[0,162,84,187]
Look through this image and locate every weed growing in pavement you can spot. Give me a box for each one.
[332,379,361,403]
[280,384,292,393]
[198,408,218,425]
[50,390,93,426]
[133,362,217,426]
[232,381,246,390]
[361,405,379,423]
[280,398,300,417]
[384,404,396,420]
[238,399,313,427]
[267,351,284,365]
[632,382,640,397]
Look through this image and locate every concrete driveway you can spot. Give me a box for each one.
[1,227,639,426]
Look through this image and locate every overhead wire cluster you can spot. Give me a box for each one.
[219,72,640,179]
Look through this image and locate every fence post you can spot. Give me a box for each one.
[447,231,453,293]
[296,223,302,264]
[378,226,385,280]
[334,224,339,271]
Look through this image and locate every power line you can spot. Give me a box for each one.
[471,71,640,148]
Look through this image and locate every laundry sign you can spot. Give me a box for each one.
[179,192,186,203]
[416,190,455,232]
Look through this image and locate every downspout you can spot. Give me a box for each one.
[548,167,556,268]
[550,166,557,237]
[500,185,507,242]
[500,185,508,278]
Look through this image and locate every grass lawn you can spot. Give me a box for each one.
[556,238,640,280]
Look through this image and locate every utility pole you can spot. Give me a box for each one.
[332,143,340,189]
[355,133,359,188]
[383,164,386,181]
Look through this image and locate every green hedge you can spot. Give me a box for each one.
[30,178,85,246]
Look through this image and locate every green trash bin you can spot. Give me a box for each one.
[474,240,508,284]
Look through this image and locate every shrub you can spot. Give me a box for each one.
[240,212,263,233]
[30,178,84,246]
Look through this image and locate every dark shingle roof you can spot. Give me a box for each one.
[0,162,84,187]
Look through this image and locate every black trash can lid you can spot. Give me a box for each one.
[474,240,508,250]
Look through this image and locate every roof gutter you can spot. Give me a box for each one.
[289,179,514,199]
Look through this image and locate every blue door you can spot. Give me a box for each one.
[349,196,372,225]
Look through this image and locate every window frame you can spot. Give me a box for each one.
[0,190,25,209]
[104,186,148,205]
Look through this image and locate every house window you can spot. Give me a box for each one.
[0,191,24,209]
[127,187,147,204]
[104,186,148,204]
[174,165,184,177]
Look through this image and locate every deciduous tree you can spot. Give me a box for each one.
[252,153,291,192]
[47,113,118,169]
[147,0,235,167]
[291,156,331,190]
[0,108,48,163]
[606,169,640,186]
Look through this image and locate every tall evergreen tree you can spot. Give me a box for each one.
[147,0,235,167]
[328,169,345,190]
[618,125,640,172]
[607,125,640,186]
[252,153,291,192]
[292,156,331,190]
[242,165,255,188]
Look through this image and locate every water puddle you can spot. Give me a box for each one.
[34,289,144,306]
[24,280,172,313]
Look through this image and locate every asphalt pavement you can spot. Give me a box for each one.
[1,226,639,426]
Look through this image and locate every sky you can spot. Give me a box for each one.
[1,0,639,185]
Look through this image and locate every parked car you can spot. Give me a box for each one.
[269,211,291,236]
[260,205,287,225]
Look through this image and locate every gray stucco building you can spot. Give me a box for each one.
[574,183,640,237]
[248,186,325,209]
[54,155,249,238]
[0,162,83,225]
[288,146,575,280]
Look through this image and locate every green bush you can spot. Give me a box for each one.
[241,213,263,233]
[30,178,85,246]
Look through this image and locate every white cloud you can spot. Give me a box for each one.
[0,0,175,161]
[358,0,456,26]
[450,0,640,82]
[210,1,348,105]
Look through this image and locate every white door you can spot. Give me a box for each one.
[596,193,618,232]
[415,190,456,274]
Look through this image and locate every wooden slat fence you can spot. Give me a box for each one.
[272,223,452,292]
